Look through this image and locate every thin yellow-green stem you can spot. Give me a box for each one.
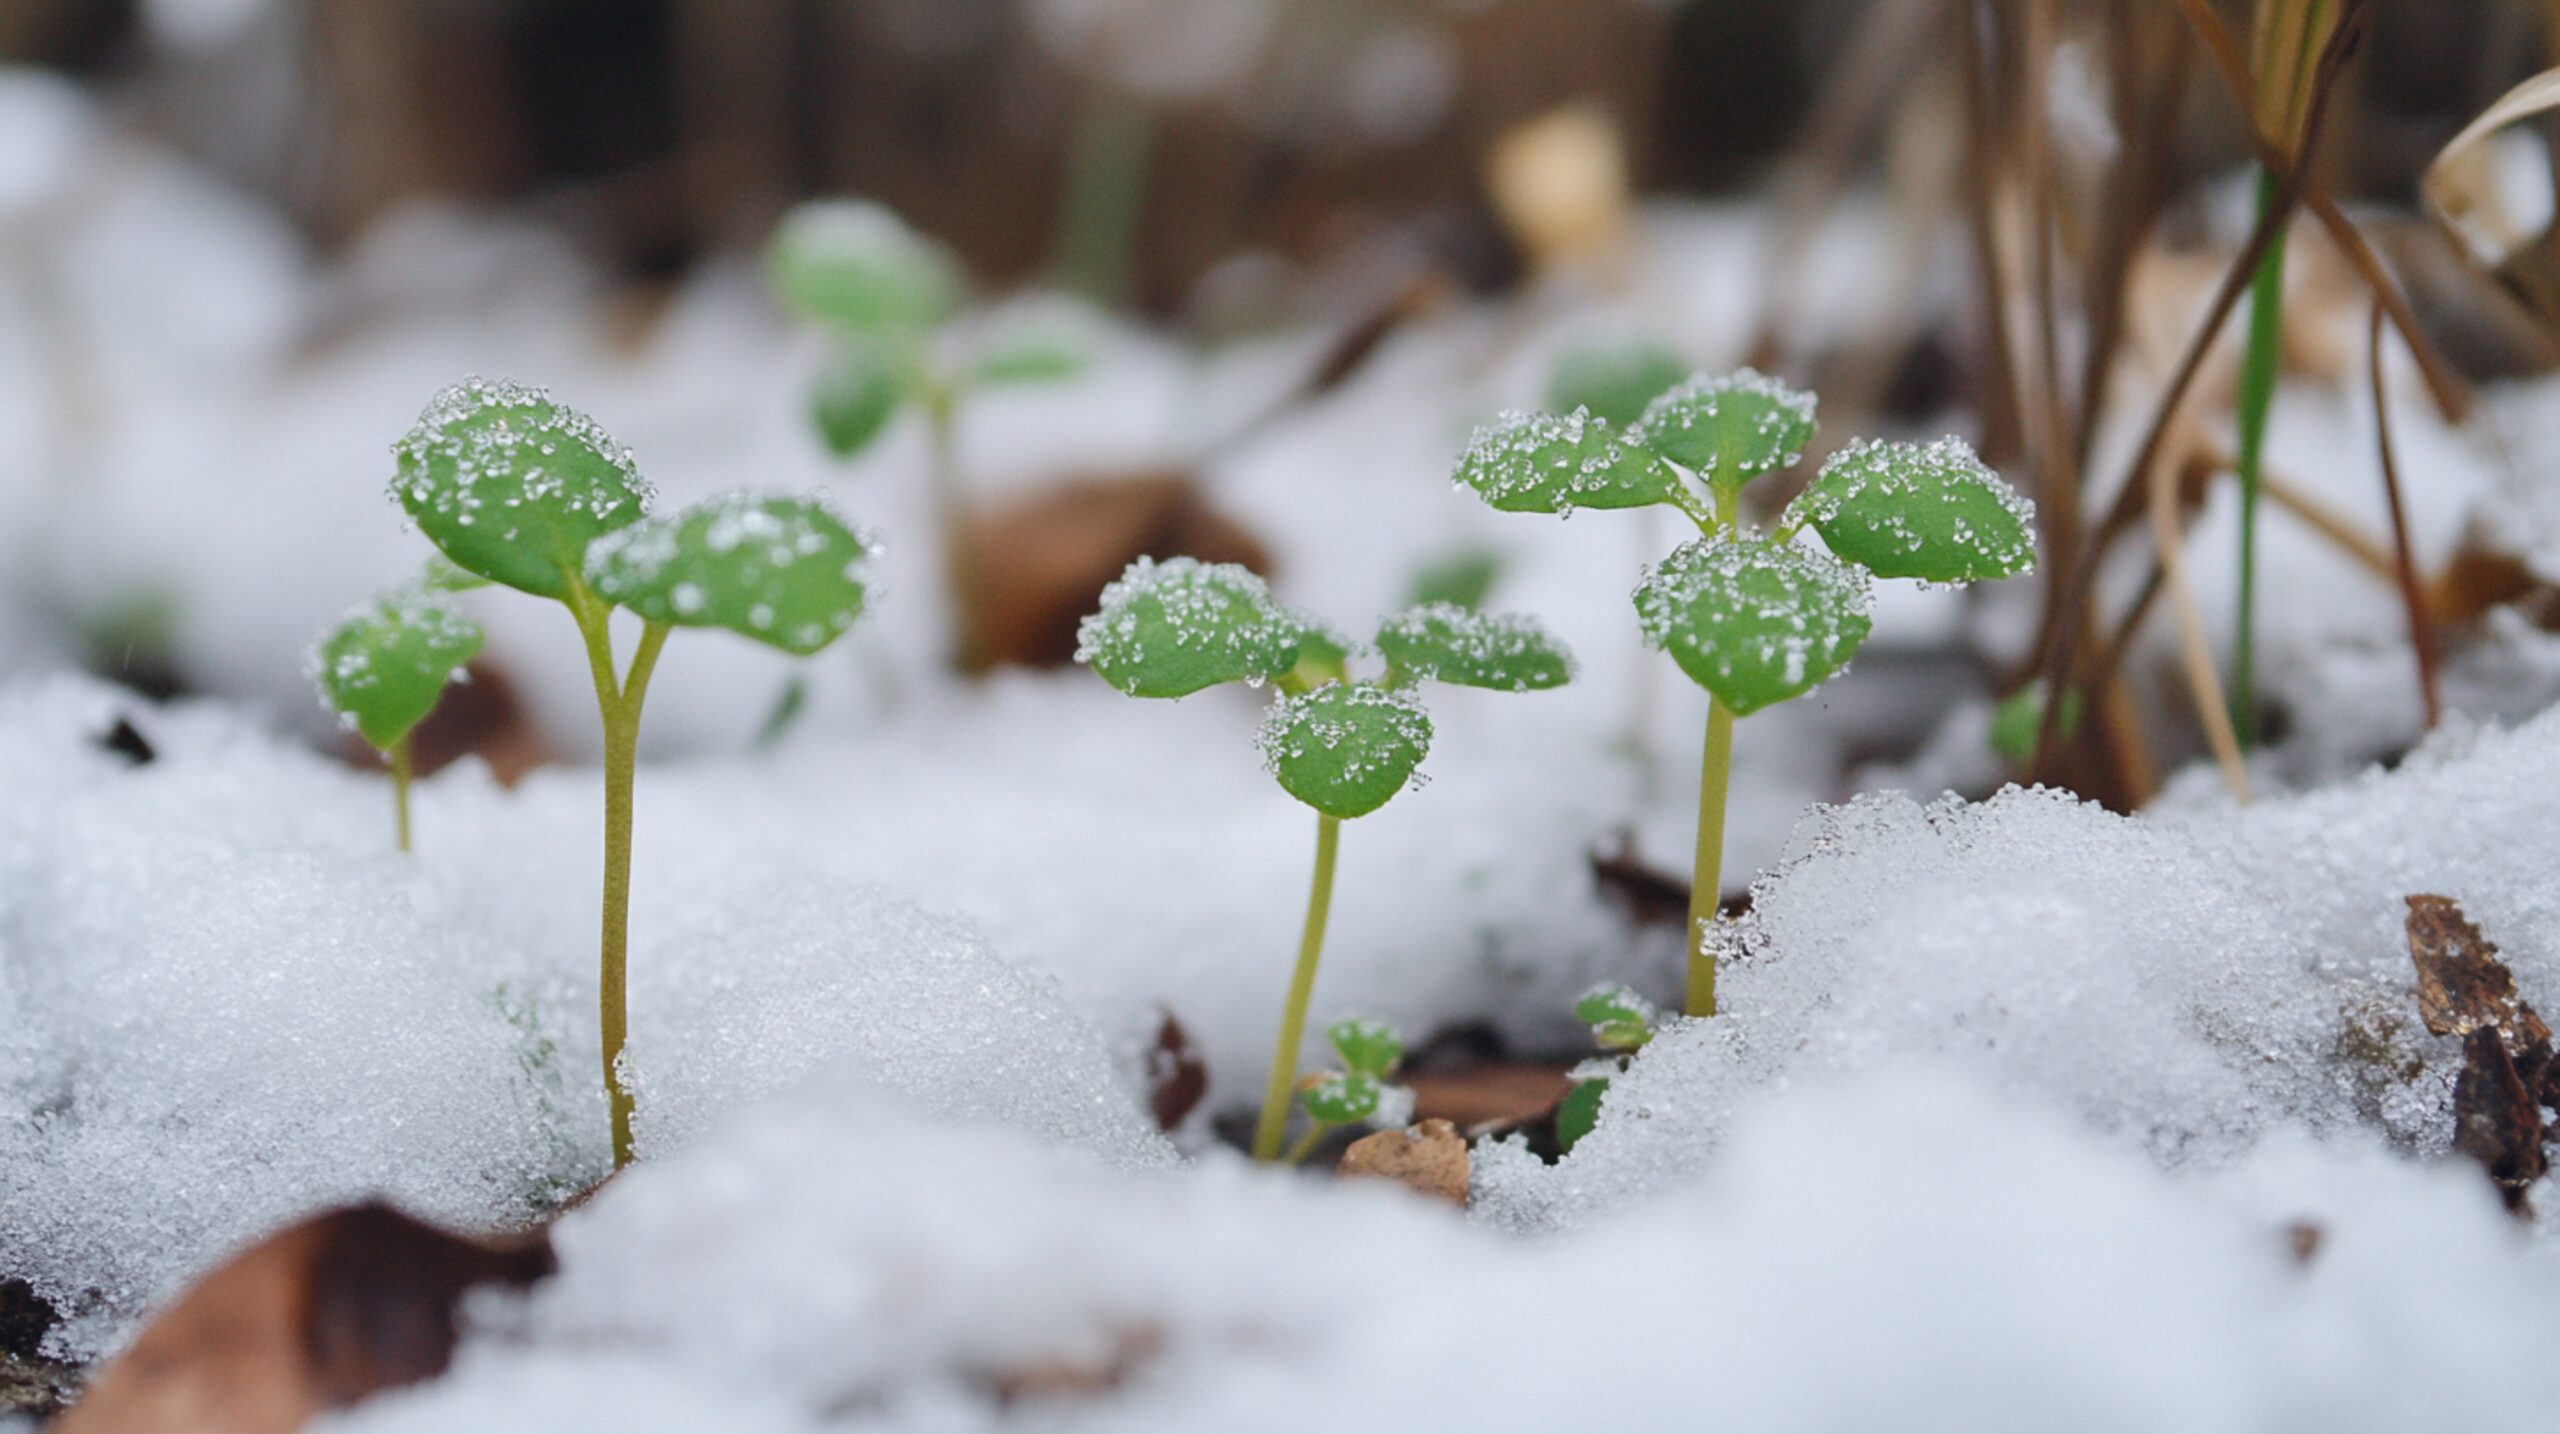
[389,734,413,854]
[1282,1122,1331,1168]
[919,380,988,672]
[1685,700,1735,1018]
[567,581,673,1171]
[1253,812,1342,1163]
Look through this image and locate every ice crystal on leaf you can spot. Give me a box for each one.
[1075,556,1305,698]
[1374,602,1574,692]
[1454,409,1681,515]
[1787,436,2038,583]
[1633,536,1874,716]
[585,492,876,656]
[307,590,483,750]
[1256,682,1432,819]
[389,377,653,601]
[1632,368,1817,490]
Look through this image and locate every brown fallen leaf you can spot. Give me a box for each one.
[1403,1063,1575,1132]
[963,473,1270,673]
[1143,1008,1208,1134]
[1589,832,1693,929]
[2406,895,2553,1051]
[2404,895,2557,1218]
[1338,1119,1470,1207]
[55,1202,555,1434]
[984,1327,1163,1406]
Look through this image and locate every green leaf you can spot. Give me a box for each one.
[766,200,964,337]
[1572,984,1657,1052]
[1075,557,1304,699]
[1454,410,1684,515]
[1405,548,1504,612]
[1989,681,2082,763]
[1786,436,2038,583]
[811,344,908,459]
[1325,1017,1403,1078]
[1632,369,1816,491]
[417,555,492,594]
[1633,536,1873,716]
[584,493,876,656]
[390,378,655,601]
[1257,682,1432,819]
[969,297,1096,385]
[1284,612,1357,691]
[310,590,484,751]
[1547,341,1688,428]
[1555,1079,1607,1153]
[1301,1071,1383,1127]
[1375,603,1574,692]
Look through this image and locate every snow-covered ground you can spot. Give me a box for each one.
[8,61,2560,1432]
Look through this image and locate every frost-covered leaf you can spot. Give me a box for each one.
[585,493,876,656]
[390,378,653,601]
[417,555,491,594]
[1788,437,2037,583]
[1632,369,1816,490]
[811,344,907,458]
[1326,1017,1403,1078]
[1555,1078,1607,1153]
[767,200,963,337]
[1257,683,1432,819]
[1454,410,1682,515]
[1405,548,1504,612]
[1633,536,1873,716]
[1284,612,1356,690]
[1301,1071,1383,1127]
[1375,603,1574,692]
[1547,341,1688,428]
[1075,557,1303,699]
[310,590,484,751]
[968,297,1096,386]
[1573,984,1656,1052]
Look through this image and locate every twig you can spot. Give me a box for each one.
[2369,298,2445,728]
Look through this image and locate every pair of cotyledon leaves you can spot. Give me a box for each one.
[320,377,873,751]
[769,200,1090,459]
[1301,1016,1405,1127]
[1073,556,1573,820]
[1457,368,2036,717]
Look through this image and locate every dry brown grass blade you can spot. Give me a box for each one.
[2425,66,2560,270]
[2028,2,2365,777]
[2146,425,2251,801]
[2368,300,2445,729]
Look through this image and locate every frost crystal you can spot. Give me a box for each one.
[1256,683,1432,819]
[1788,436,2038,583]
[389,377,654,600]
[1631,368,1816,482]
[1633,537,1874,716]
[1374,602,1575,692]
[1453,408,1678,515]
[1074,555,1302,698]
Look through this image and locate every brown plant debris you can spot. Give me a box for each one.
[1338,1119,1470,1207]
[55,1202,556,1433]
[2403,895,2559,1216]
[1403,1063,1576,1132]
[1144,1008,1208,1134]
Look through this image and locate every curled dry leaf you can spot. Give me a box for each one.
[2403,895,2558,1217]
[1402,1063,1576,1132]
[1337,1118,1470,1207]
[55,1203,555,1434]
[1144,1007,1208,1134]
[967,473,1270,672]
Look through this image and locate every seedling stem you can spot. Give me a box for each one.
[1254,811,1341,1163]
[390,735,414,854]
[2230,167,2288,750]
[1685,480,1742,1016]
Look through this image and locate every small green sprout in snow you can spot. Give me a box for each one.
[1076,555,1574,1162]
[1555,983,1658,1155]
[768,200,1091,668]
[1456,368,2036,1018]
[1989,679,2083,766]
[386,376,878,1169]
[309,586,484,852]
[1288,1016,1412,1164]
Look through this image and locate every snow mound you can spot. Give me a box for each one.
[1480,707,2560,1229]
[335,1069,2560,1433]
[0,677,1163,1359]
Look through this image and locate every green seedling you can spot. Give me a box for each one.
[1555,983,1658,1155]
[1456,369,2036,1017]
[1287,1016,1411,1164]
[389,377,878,1167]
[768,200,1088,668]
[1989,680,2084,766]
[1075,556,1574,1162]
[309,584,484,851]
